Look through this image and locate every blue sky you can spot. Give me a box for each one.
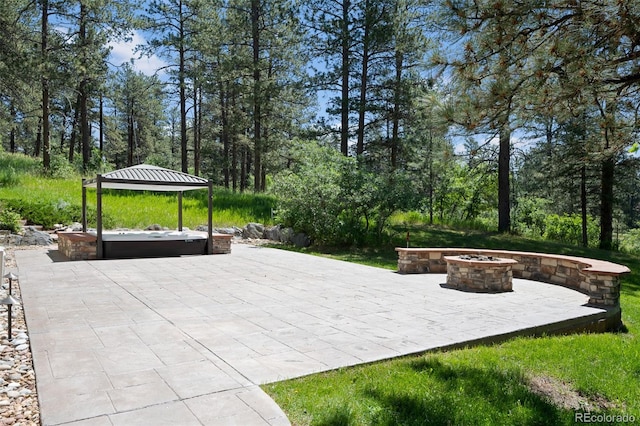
[108,30,166,76]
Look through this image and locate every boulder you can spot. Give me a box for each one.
[291,232,311,247]
[264,224,282,241]
[69,222,84,231]
[214,227,242,236]
[196,225,242,236]
[19,227,53,246]
[242,223,265,239]
[146,224,167,231]
[280,227,296,243]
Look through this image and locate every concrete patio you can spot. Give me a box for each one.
[14,244,610,425]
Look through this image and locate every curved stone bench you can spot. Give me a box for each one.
[396,248,630,315]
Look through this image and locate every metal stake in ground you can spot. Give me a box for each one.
[1,295,19,340]
[4,272,18,295]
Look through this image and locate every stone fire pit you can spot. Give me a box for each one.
[444,254,518,293]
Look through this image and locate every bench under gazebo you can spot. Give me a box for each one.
[57,164,232,260]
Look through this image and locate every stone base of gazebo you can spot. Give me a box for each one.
[210,233,232,254]
[58,232,97,260]
[58,231,232,260]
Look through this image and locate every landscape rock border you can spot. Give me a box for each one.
[0,246,41,426]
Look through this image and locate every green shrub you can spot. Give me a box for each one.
[47,153,78,179]
[0,152,42,187]
[0,208,21,233]
[619,228,640,255]
[543,213,599,247]
[271,141,419,246]
[0,152,41,175]
[1,198,113,229]
[512,197,551,238]
[271,143,348,244]
[0,167,20,187]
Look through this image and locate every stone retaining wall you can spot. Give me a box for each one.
[396,248,629,310]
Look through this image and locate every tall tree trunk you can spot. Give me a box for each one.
[60,115,66,149]
[340,0,350,156]
[221,82,230,188]
[99,94,104,153]
[356,0,369,156]
[9,105,16,153]
[599,155,615,249]
[428,128,434,225]
[231,135,237,192]
[68,94,81,162]
[391,50,402,169]
[179,0,188,173]
[240,147,248,193]
[581,164,588,247]
[498,124,511,233]
[34,119,42,157]
[261,124,268,192]
[41,0,50,170]
[580,115,588,247]
[80,79,90,168]
[127,106,134,167]
[78,2,90,170]
[193,83,200,176]
[251,0,262,191]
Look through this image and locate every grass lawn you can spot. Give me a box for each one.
[0,174,275,229]
[263,226,640,425]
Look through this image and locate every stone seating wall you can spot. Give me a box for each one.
[396,248,630,309]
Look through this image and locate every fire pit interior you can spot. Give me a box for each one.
[444,254,517,293]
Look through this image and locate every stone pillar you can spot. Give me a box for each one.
[211,234,232,254]
[585,273,621,307]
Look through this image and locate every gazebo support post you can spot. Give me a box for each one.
[207,181,213,254]
[96,175,103,259]
[81,179,87,232]
[178,192,183,231]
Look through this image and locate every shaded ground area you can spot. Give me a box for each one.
[14,244,608,425]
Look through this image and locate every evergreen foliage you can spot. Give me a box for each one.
[0,2,638,248]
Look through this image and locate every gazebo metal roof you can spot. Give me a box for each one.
[81,164,213,258]
[82,164,210,192]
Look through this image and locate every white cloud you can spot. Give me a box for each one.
[108,30,167,77]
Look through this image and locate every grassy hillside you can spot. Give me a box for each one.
[0,153,275,229]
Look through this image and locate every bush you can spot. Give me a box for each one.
[47,153,78,179]
[0,152,42,187]
[512,197,551,238]
[1,198,113,229]
[0,167,20,187]
[271,141,419,246]
[619,228,640,255]
[0,208,21,233]
[543,213,599,247]
[271,142,349,244]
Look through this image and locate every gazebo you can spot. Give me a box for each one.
[81,164,214,259]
